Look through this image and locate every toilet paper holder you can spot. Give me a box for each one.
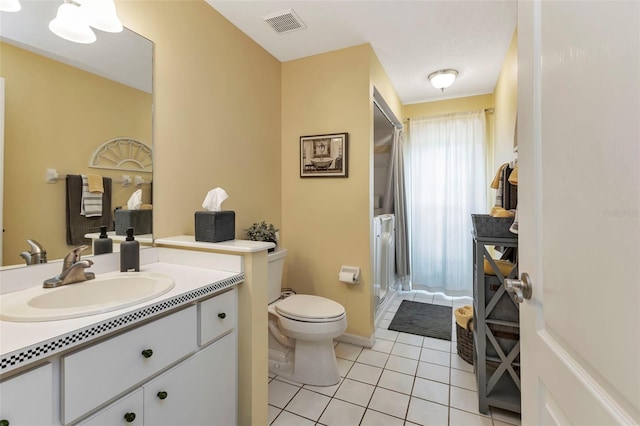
[338,266,360,284]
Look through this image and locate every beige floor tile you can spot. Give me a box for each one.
[285,388,330,421]
[318,399,366,426]
[368,387,410,420]
[361,409,405,426]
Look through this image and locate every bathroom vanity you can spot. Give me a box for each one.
[0,248,242,425]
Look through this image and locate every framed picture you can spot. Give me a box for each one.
[300,133,349,178]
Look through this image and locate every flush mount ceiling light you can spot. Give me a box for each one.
[0,0,21,12]
[428,69,458,91]
[49,0,123,44]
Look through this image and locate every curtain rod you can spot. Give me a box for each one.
[403,108,494,122]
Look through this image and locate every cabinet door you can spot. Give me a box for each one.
[78,389,144,426]
[0,363,53,426]
[143,333,237,426]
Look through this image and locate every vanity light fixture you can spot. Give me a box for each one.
[49,0,123,44]
[428,69,458,91]
[0,0,21,12]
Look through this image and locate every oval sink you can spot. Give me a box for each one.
[0,272,174,322]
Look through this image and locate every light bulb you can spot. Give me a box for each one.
[80,0,123,33]
[49,2,96,44]
[0,0,21,12]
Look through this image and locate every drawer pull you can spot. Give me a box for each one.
[0,419,9,426]
[124,412,136,422]
[141,349,154,358]
[157,391,168,400]
[218,312,226,319]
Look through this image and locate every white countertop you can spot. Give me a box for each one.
[85,231,154,244]
[155,235,275,253]
[0,248,244,376]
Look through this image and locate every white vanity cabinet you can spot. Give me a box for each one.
[69,287,237,426]
[0,363,54,425]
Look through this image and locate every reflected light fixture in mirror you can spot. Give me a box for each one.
[0,0,21,12]
[428,69,458,91]
[49,0,122,44]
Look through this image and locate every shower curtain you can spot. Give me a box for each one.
[381,128,410,290]
[407,110,488,295]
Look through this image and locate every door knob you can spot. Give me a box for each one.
[504,272,532,303]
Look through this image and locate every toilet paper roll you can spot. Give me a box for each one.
[339,271,356,283]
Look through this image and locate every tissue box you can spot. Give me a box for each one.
[195,211,235,243]
[115,209,153,236]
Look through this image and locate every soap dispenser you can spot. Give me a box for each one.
[94,226,113,255]
[120,227,140,272]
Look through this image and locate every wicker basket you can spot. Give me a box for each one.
[456,322,474,365]
[471,214,515,238]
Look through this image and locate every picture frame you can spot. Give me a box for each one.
[300,132,349,178]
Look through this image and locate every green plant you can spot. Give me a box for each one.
[244,221,278,242]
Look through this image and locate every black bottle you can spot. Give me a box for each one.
[94,226,113,255]
[120,227,140,272]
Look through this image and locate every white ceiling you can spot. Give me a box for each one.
[206,0,517,105]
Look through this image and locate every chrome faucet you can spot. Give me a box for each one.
[43,246,95,288]
[20,239,48,265]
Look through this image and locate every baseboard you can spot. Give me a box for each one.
[336,332,375,349]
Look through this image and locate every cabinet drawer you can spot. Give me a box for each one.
[62,306,198,424]
[0,363,54,426]
[78,388,144,426]
[199,288,236,346]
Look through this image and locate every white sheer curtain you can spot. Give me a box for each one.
[407,110,488,295]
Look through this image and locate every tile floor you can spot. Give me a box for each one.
[267,291,522,426]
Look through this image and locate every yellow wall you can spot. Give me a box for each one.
[116,1,282,242]
[282,44,376,339]
[493,30,518,167]
[1,42,152,265]
[112,3,282,425]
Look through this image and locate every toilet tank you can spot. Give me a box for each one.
[267,248,287,303]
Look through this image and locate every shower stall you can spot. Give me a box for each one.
[373,214,395,309]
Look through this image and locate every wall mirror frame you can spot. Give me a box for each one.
[0,1,154,268]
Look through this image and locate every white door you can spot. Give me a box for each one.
[517,1,639,424]
[0,78,4,263]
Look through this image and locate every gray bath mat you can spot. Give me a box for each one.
[388,300,452,341]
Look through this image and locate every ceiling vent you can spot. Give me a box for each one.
[262,8,306,34]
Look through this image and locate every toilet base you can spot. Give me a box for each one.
[268,339,340,386]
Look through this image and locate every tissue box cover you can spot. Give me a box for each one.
[195,211,235,243]
[115,209,153,236]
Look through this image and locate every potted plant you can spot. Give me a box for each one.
[244,221,278,252]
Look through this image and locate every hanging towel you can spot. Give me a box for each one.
[87,173,104,193]
[81,175,103,217]
[66,175,113,245]
[508,164,518,185]
[491,163,508,210]
[502,166,518,210]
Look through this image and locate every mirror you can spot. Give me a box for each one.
[0,1,153,267]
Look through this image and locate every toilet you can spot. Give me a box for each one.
[267,248,347,386]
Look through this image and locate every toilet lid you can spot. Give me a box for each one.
[275,295,345,322]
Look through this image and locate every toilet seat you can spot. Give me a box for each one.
[275,294,345,323]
